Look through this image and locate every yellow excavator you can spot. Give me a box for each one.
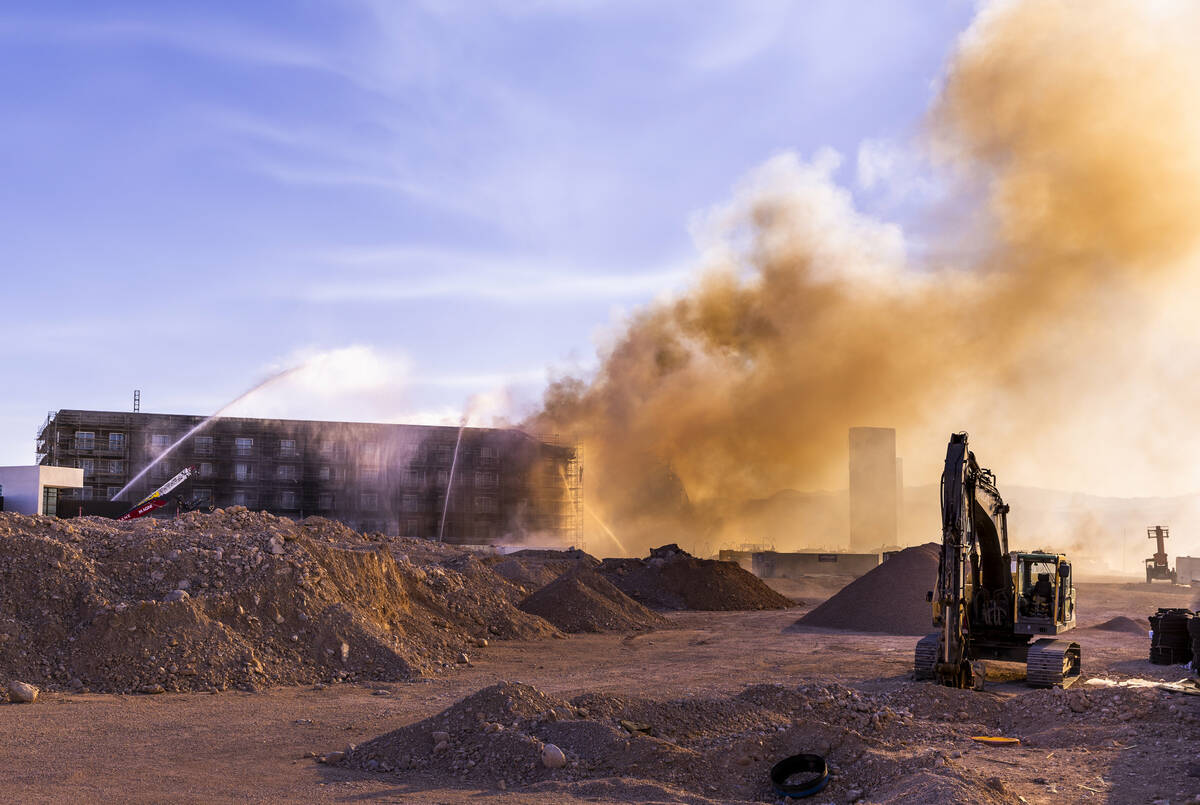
[914,433,1081,689]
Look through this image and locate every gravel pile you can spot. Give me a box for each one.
[518,570,666,633]
[597,544,793,611]
[0,510,556,694]
[484,548,599,593]
[790,543,938,635]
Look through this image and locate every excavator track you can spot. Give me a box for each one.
[1026,639,1081,688]
[914,633,938,679]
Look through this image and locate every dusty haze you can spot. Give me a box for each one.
[531,0,1200,557]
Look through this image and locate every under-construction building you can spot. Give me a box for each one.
[36,409,582,545]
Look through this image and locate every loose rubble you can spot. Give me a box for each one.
[0,510,557,694]
[333,675,1200,804]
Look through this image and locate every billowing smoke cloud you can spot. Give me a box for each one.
[531,0,1200,556]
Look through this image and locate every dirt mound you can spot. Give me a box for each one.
[518,570,666,633]
[340,679,1022,803]
[0,510,557,694]
[596,544,793,611]
[790,543,937,635]
[485,548,599,592]
[1086,616,1148,634]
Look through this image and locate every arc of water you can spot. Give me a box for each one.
[556,463,628,556]
[585,504,629,556]
[112,366,302,501]
[437,420,467,542]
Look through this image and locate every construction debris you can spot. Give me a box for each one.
[339,674,1200,803]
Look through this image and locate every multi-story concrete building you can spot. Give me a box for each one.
[36,409,582,545]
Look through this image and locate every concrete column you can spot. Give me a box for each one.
[848,428,897,552]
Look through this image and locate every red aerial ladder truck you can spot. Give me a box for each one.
[116,466,211,521]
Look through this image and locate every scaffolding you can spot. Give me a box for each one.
[37,410,135,497]
[512,430,583,547]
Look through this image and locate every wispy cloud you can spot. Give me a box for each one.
[198,108,488,220]
[682,3,792,73]
[283,245,691,303]
[0,16,336,74]
[408,368,550,388]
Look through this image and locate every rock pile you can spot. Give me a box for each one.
[791,543,938,635]
[518,570,666,633]
[597,544,793,611]
[0,510,556,694]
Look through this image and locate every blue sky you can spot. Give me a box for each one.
[0,0,974,464]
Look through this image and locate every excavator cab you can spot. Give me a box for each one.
[1014,552,1075,635]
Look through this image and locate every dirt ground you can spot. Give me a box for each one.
[2,580,1197,804]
